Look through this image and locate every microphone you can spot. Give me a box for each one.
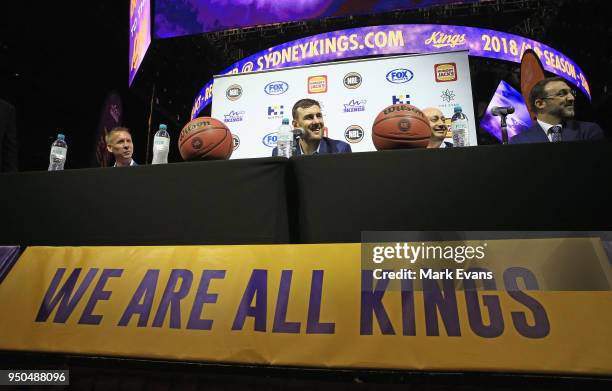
[292,127,304,136]
[491,106,515,116]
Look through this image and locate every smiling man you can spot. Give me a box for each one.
[423,107,453,149]
[272,99,351,156]
[106,127,137,167]
[510,77,604,144]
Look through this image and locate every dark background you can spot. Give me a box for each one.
[1,0,610,171]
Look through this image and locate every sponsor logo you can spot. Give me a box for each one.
[391,94,411,105]
[343,72,362,89]
[441,89,456,102]
[264,81,289,95]
[241,62,254,73]
[425,32,466,49]
[383,104,425,119]
[435,63,457,82]
[386,68,414,84]
[262,132,277,148]
[232,134,240,150]
[226,84,242,100]
[223,110,245,123]
[308,75,327,93]
[343,99,367,113]
[267,105,284,120]
[179,119,211,143]
[344,125,364,143]
[191,137,203,150]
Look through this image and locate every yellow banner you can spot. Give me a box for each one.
[0,240,611,375]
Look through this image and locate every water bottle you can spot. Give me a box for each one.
[48,133,67,171]
[277,118,293,158]
[152,124,170,164]
[451,106,470,147]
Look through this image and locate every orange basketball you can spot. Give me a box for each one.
[371,104,432,150]
[178,117,233,161]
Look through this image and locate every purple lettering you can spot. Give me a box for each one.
[79,269,123,325]
[423,275,461,336]
[232,269,267,332]
[118,269,159,327]
[306,270,335,334]
[463,268,504,338]
[186,270,226,330]
[360,270,395,335]
[35,268,98,323]
[504,267,550,338]
[152,269,193,329]
[272,270,300,333]
[401,278,416,336]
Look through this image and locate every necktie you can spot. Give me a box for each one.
[549,125,562,142]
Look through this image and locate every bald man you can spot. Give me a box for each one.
[423,107,453,148]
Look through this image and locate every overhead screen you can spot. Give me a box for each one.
[129,0,152,86]
[154,0,479,39]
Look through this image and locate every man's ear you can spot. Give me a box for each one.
[534,98,546,111]
[106,143,113,153]
[292,119,298,128]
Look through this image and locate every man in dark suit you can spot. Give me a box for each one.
[106,127,138,167]
[0,98,18,172]
[510,77,604,144]
[272,99,352,156]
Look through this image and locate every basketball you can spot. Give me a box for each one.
[178,117,233,161]
[371,104,432,150]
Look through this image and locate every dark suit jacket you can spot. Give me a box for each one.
[0,99,18,172]
[272,137,352,156]
[509,120,604,144]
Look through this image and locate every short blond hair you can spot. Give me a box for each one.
[105,127,131,144]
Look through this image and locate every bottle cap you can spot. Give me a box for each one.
[282,118,290,125]
[454,106,462,113]
[57,134,65,140]
[159,124,167,130]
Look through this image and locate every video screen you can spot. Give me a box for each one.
[129,0,152,86]
[154,0,479,39]
[479,80,532,142]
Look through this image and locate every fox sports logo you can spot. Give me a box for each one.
[386,69,414,84]
[262,132,277,147]
[264,81,289,95]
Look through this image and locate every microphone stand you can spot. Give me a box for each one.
[499,114,509,144]
[292,128,303,156]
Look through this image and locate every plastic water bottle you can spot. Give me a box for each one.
[152,124,170,164]
[48,133,67,171]
[277,118,293,158]
[451,106,470,147]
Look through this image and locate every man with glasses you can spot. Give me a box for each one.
[510,76,604,144]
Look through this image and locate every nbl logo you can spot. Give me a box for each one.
[392,94,411,105]
[344,125,364,143]
[226,84,242,100]
[232,134,240,151]
[343,72,362,89]
[267,105,284,119]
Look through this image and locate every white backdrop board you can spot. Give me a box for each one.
[211,51,476,158]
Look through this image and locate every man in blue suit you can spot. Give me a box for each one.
[272,99,352,156]
[510,77,604,144]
